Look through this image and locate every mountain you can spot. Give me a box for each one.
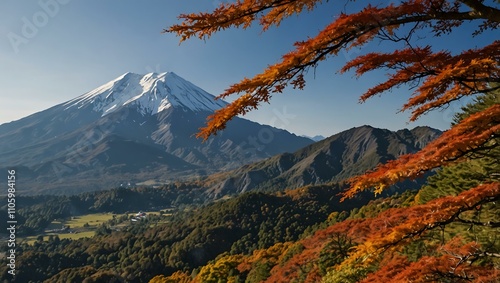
[301,134,325,142]
[0,72,313,195]
[64,72,227,115]
[205,125,442,197]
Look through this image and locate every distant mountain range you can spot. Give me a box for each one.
[301,135,325,142]
[0,72,443,196]
[0,72,313,195]
[204,125,442,198]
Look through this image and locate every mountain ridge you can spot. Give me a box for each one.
[205,125,442,197]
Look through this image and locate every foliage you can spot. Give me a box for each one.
[317,233,354,276]
[195,183,496,283]
[194,254,245,283]
[415,91,500,204]
[360,238,500,282]
[156,192,412,283]
[149,271,192,283]
[166,1,499,281]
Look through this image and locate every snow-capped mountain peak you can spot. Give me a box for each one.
[64,72,227,115]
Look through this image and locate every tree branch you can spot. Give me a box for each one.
[454,217,500,228]
[459,0,500,22]
[378,193,500,252]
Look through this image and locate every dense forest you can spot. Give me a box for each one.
[1,182,378,282]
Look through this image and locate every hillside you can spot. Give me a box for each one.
[0,183,374,282]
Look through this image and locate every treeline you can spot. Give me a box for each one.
[0,183,205,236]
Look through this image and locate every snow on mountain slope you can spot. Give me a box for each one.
[64,72,227,116]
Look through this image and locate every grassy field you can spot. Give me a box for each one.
[58,231,96,240]
[21,210,173,245]
[21,213,116,245]
[66,213,116,228]
[23,231,97,244]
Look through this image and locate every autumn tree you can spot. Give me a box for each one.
[167,0,499,281]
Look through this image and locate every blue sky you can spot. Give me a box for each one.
[0,0,495,137]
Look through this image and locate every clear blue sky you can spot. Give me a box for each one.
[0,0,495,137]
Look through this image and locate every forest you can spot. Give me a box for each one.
[1,182,380,282]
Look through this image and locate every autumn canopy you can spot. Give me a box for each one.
[166,0,499,281]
